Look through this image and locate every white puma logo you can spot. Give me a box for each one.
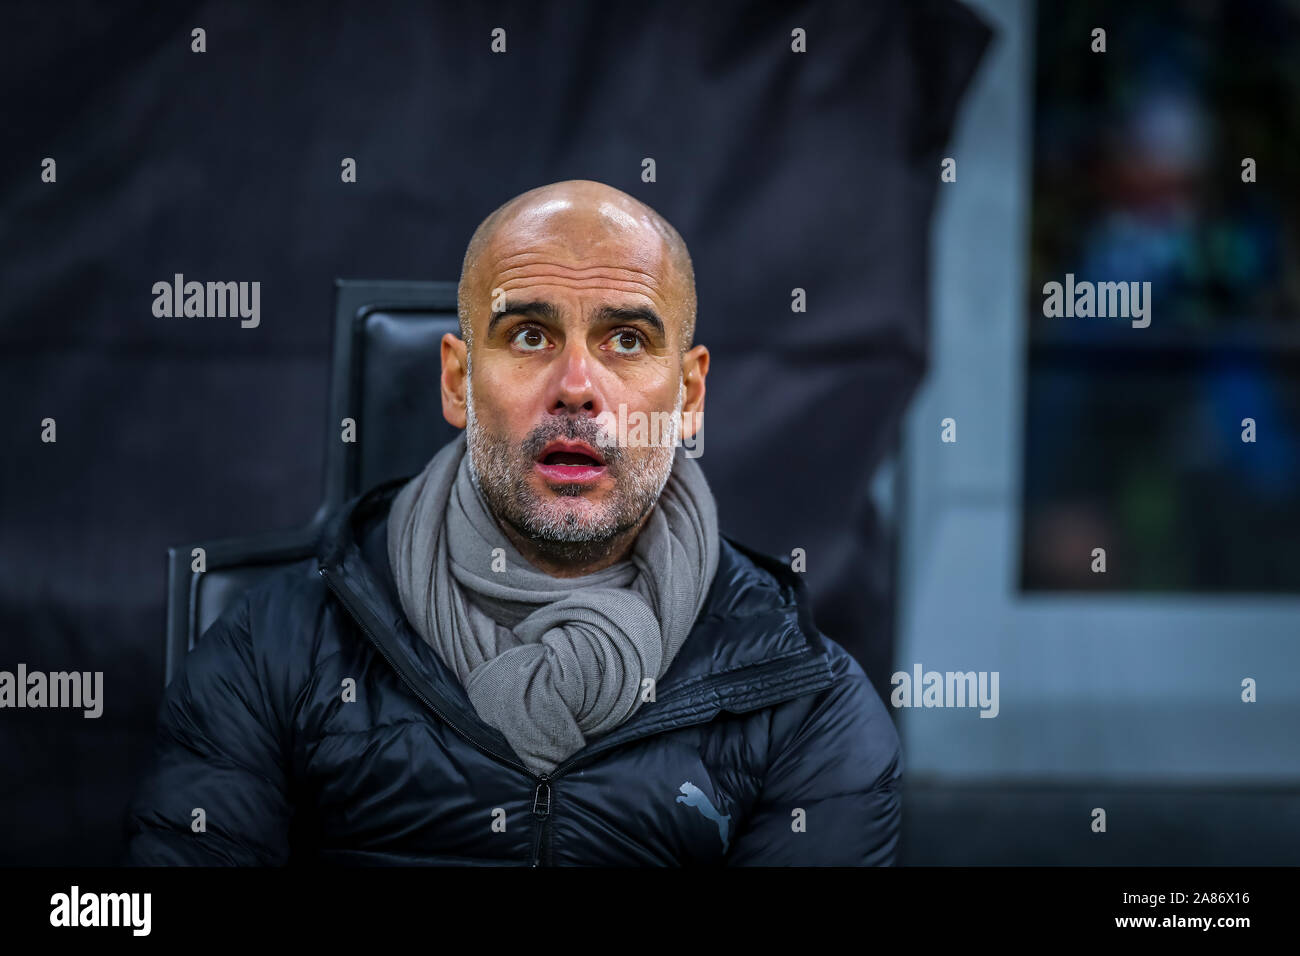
[676,781,731,852]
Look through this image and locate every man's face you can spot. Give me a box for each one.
[448,197,705,550]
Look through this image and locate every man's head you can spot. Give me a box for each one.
[441,180,708,573]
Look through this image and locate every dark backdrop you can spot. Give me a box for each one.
[0,0,988,864]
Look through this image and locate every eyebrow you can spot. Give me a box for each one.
[486,300,561,339]
[593,304,665,339]
[486,300,666,340]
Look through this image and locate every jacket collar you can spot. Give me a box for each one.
[316,475,835,779]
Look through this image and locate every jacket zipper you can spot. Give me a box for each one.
[531,774,550,867]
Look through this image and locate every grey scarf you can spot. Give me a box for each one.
[386,432,719,776]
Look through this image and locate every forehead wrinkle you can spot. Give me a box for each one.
[494,277,668,307]
[490,250,666,283]
[490,259,669,299]
[472,259,655,298]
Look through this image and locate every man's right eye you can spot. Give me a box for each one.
[511,326,549,351]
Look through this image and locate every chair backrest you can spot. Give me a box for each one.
[164,279,461,686]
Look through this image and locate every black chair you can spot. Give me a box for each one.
[163,279,462,686]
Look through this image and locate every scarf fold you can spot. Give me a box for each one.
[386,432,719,776]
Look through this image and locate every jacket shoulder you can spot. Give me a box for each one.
[709,537,834,653]
[701,536,801,621]
[716,546,903,864]
[185,558,351,710]
[720,539,900,767]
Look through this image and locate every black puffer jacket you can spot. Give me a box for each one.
[124,476,903,865]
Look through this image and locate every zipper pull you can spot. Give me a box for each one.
[533,776,551,817]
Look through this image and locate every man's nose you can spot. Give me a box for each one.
[549,342,600,416]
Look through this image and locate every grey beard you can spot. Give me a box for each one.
[464,374,682,558]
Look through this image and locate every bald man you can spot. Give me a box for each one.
[124,180,902,866]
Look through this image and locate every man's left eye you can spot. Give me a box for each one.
[609,330,643,354]
[511,327,548,351]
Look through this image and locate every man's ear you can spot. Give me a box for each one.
[441,332,468,429]
[680,344,708,439]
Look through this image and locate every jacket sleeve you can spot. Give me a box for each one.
[123,592,294,865]
[725,647,903,866]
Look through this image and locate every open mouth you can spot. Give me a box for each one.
[534,440,607,482]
